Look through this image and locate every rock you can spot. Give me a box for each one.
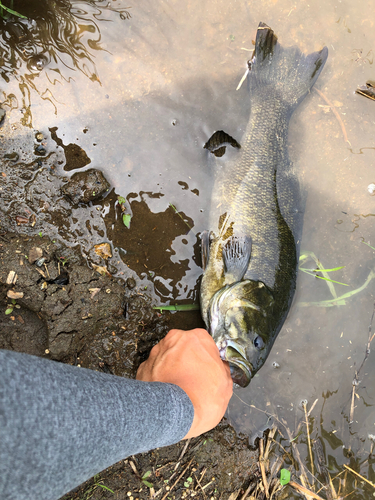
[61,168,110,205]
[49,334,72,358]
[7,290,24,299]
[126,277,136,289]
[28,247,43,264]
[34,145,46,156]
[6,271,17,285]
[4,152,19,162]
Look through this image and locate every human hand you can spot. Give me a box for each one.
[136,328,233,438]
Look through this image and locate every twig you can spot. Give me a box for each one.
[193,472,207,499]
[343,464,375,489]
[349,301,375,425]
[161,459,193,500]
[240,482,254,500]
[44,263,50,278]
[202,480,215,490]
[174,438,191,470]
[303,402,315,480]
[289,480,325,500]
[264,427,277,458]
[228,489,241,500]
[259,438,270,498]
[314,88,351,146]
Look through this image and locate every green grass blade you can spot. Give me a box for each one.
[299,250,338,298]
[169,203,195,235]
[299,269,375,307]
[153,304,200,312]
[362,241,375,251]
[97,484,115,493]
[0,1,27,18]
[314,275,349,286]
[313,266,345,273]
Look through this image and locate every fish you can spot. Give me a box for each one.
[200,22,328,388]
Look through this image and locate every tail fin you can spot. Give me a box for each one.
[248,22,328,109]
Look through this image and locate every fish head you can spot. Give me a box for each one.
[208,280,274,388]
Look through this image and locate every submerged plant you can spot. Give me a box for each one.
[0,1,26,19]
[298,250,375,307]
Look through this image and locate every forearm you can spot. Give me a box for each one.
[0,349,194,500]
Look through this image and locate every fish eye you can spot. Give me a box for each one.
[253,335,264,349]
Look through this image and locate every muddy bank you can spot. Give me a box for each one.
[0,231,262,500]
[0,119,263,499]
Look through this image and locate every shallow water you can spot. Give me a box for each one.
[2,0,375,493]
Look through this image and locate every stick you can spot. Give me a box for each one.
[174,438,191,470]
[289,480,325,500]
[259,438,270,498]
[349,301,375,425]
[314,88,351,146]
[161,459,193,500]
[343,464,375,489]
[303,402,315,480]
[193,472,207,499]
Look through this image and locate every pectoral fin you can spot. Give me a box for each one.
[204,130,241,158]
[223,235,252,283]
[201,230,210,270]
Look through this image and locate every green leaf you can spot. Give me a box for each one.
[97,484,115,493]
[280,468,291,486]
[142,480,153,488]
[39,231,43,237]
[122,213,131,228]
[5,308,13,315]
[187,477,193,482]
[184,482,190,488]
[118,196,126,205]
[142,470,152,479]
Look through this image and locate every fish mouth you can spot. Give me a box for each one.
[219,340,252,388]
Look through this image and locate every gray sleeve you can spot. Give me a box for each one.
[0,349,194,500]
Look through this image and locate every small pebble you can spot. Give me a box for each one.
[368,183,375,195]
[127,277,136,289]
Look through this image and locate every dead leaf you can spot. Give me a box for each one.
[92,264,111,276]
[94,242,112,260]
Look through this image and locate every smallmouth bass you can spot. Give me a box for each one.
[200,23,328,387]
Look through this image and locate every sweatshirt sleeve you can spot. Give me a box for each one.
[0,349,194,500]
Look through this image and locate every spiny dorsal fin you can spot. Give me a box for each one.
[204,130,241,158]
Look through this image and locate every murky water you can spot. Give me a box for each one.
[2,0,375,495]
